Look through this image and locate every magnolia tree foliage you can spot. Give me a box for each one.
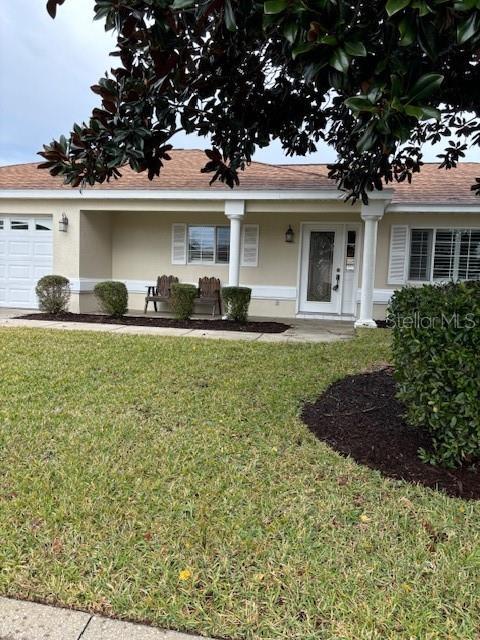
[41,0,480,201]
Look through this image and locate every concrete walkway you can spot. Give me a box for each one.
[0,597,210,640]
[0,309,354,343]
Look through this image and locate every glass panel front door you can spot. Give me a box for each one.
[307,231,335,302]
[300,225,344,314]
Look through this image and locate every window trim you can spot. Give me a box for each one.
[407,225,480,284]
[187,224,230,265]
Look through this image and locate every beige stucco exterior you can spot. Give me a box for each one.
[1,194,480,319]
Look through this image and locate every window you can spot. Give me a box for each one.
[10,220,29,230]
[35,219,52,231]
[187,226,230,264]
[408,228,480,282]
[345,230,357,272]
[409,229,433,281]
[0,219,4,231]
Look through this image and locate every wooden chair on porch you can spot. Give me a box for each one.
[197,277,222,317]
[144,275,179,313]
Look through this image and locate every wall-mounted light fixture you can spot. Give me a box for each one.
[285,225,294,243]
[59,213,69,233]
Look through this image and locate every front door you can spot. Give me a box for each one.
[299,225,344,314]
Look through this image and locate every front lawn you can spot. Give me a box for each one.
[0,329,478,639]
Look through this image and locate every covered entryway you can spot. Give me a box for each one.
[0,216,53,308]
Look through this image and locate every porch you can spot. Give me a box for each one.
[63,194,393,327]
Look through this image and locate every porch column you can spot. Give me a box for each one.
[225,200,245,286]
[355,199,389,329]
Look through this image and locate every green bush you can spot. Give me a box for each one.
[222,287,252,323]
[388,281,480,468]
[171,283,197,320]
[94,281,128,317]
[36,275,71,314]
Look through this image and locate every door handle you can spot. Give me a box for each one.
[332,272,340,291]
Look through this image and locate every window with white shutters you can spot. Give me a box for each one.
[403,227,480,283]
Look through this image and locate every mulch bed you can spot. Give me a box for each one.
[17,313,290,334]
[302,368,479,500]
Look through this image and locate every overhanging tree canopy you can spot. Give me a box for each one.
[41,0,480,202]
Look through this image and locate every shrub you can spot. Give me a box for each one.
[171,283,197,320]
[36,275,71,314]
[388,281,480,468]
[222,286,252,323]
[94,281,128,317]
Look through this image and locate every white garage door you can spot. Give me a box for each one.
[0,216,53,308]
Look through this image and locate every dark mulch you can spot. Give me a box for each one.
[302,368,479,500]
[17,312,290,334]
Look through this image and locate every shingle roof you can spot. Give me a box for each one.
[0,149,479,204]
[0,149,334,192]
[280,162,480,204]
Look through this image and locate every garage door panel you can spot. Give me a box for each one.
[33,240,53,257]
[0,216,53,308]
[7,287,32,304]
[8,264,32,280]
[8,240,33,258]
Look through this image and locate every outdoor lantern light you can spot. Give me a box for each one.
[59,213,69,232]
[285,225,294,243]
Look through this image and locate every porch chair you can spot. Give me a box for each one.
[144,275,179,313]
[197,277,222,317]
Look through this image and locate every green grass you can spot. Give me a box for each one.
[0,328,478,640]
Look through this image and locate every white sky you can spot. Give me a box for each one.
[0,0,477,167]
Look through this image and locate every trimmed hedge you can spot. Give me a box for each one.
[222,286,252,323]
[94,281,128,317]
[388,282,480,468]
[171,283,197,320]
[36,275,71,314]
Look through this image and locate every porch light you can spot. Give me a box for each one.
[59,213,69,233]
[285,225,294,243]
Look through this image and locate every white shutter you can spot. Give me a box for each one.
[241,224,259,267]
[388,225,409,285]
[171,224,187,265]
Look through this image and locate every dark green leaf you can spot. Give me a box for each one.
[264,0,288,14]
[398,16,416,46]
[283,21,298,44]
[457,12,479,44]
[224,0,236,31]
[408,73,444,102]
[344,41,367,57]
[171,0,195,8]
[386,0,411,16]
[329,48,350,73]
[292,42,317,59]
[344,96,377,112]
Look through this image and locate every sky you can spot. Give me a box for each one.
[0,0,478,168]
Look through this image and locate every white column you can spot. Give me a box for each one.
[225,200,245,287]
[354,200,387,329]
